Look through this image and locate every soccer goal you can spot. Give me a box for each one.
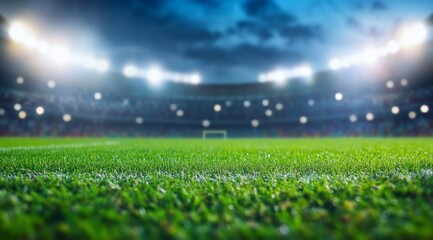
[202,130,227,139]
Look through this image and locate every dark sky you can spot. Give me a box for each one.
[0,0,432,83]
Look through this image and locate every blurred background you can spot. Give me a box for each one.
[0,0,432,137]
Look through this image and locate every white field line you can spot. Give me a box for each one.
[1,169,432,183]
[0,141,119,151]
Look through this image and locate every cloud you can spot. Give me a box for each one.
[183,43,303,70]
[278,24,323,43]
[227,20,273,41]
[188,0,221,8]
[240,0,323,44]
[242,0,296,24]
[371,0,388,11]
[427,13,433,26]
[346,16,365,33]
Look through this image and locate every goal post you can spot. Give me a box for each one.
[202,130,227,139]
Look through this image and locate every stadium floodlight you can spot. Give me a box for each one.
[145,67,164,85]
[135,117,144,124]
[298,66,313,77]
[123,65,138,78]
[386,81,394,89]
[408,111,417,119]
[170,104,177,111]
[14,103,22,111]
[18,111,27,119]
[190,73,201,85]
[243,100,251,108]
[63,114,72,122]
[273,70,287,83]
[16,77,24,85]
[23,34,38,49]
[94,92,102,100]
[363,48,379,64]
[308,99,315,106]
[420,105,429,113]
[214,104,222,112]
[275,103,283,111]
[0,108,5,116]
[35,106,44,115]
[37,40,51,55]
[299,116,308,124]
[265,109,273,117]
[50,44,70,65]
[47,80,56,89]
[335,92,343,101]
[176,109,184,117]
[202,119,210,128]
[262,99,269,107]
[400,79,408,86]
[386,40,400,54]
[398,23,428,47]
[96,59,110,72]
[391,106,400,114]
[9,21,30,43]
[349,114,357,123]
[366,113,374,121]
[251,119,259,128]
[329,58,342,71]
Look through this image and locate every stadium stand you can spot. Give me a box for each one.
[0,18,432,138]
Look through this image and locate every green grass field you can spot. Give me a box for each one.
[1,138,433,239]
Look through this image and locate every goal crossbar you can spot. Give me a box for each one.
[202,130,227,139]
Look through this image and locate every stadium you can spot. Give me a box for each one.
[1,1,433,239]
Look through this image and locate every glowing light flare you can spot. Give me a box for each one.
[189,73,201,85]
[259,65,313,83]
[82,56,97,69]
[386,41,400,54]
[408,111,416,119]
[202,120,210,128]
[420,105,429,113]
[363,48,379,64]
[63,114,72,122]
[265,109,273,117]
[50,44,70,65]
[96,59,110,72]
[9,21,31,43]
[391,106,400,114]
[329,58,342,71]
[18,111,27,119]
[366,113,374,121]
[35,106,44,115]
[398,23,428,47]
[37,40,52,55]
[244,100,251,108]
[123,65,138,78]
[251,119,260,128]
[14,103,22,111]
[16,77,24,85]
[94,92,102,100]
[145,67,164,85]
[214,104,222,112]
[136,117,144,124]
[176,109,184,117]
[299,116,308,124]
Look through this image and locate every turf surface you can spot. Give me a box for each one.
[1,138,433,239]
